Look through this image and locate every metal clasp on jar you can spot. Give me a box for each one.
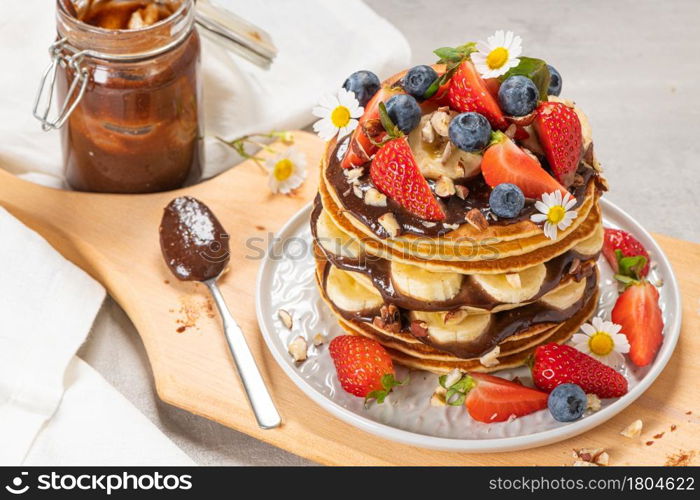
[32,38,89,131]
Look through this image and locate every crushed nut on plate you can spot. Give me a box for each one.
[278,309,293,329]
[287,336,307,362]
[430,109,452,137]
[620,419,643,438]
[312,333,325,346]
[586,393,602,412]
[420,118,436,143]
[455,185,469,200]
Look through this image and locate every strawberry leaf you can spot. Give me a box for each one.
[378,101,403,140]
[364,373,407,407]
[442,373,476,406]
[614,249,647,284]
[499,57,551,100]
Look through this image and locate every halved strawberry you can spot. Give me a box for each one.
[447,61,508,130]
[533,101,582,187]
[532,343,628,398]
[370,136,445,221]
[464,373,548,423]
[481,132,567,199]
[611,281,664,367]
[602,228,650,277]
[341,86,404,169]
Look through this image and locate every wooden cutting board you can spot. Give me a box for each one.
[0,131,697,466]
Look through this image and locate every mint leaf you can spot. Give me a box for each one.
[499,57,551,100]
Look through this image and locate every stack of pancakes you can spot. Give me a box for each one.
[311,105,606,376]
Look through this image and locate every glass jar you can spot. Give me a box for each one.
[36,0,202,193]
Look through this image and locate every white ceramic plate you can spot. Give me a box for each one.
[255,198,681,452]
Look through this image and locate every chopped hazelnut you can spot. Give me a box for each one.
[352,184,363,199]
[573,460,598,467]
[287,336,307,362]
[621,419,643,438]
[430,110,452,137]
[421,119,436,143]
[312,333,325,346]
[278,309,293,329]
[378,213,401,238]
[431,386,447,406]
[440,141,453,165]
[455,185,469,200]
[466,208,489,231]
[345,167,364,183]
[434,176,456,197]
[479,346,500,368]
[364,187,387,207]
[372,304,401,333]
[573,448,608,466]
[587,393,602,412]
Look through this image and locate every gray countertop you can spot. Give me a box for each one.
[79,0,700,466]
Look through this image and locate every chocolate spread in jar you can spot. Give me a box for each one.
[58,0,202,193]
[159,197,229,281]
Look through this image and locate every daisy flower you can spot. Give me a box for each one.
[266,147,307,194]
[572,317,630,367]
[530,190,578,240]
[471,30,523,79]
[312,88,364,141]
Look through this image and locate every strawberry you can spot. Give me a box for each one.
[533,101,582,187]
[611,281,664,367]
[329,335,403,404]
[370,136,446,221]
[603,228,650,277]
[441,372,547,423]
[341,86,404,169]
[532,343,628,398]
[447,60,508,130]
[481,131,567,199]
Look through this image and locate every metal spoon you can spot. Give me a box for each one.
[160,196,281,429]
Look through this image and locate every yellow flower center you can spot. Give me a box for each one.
[273,158,294,182]
[331,106,351,128]
[547,205,566,224]
[486,47,509,69]
[589,332,614,356]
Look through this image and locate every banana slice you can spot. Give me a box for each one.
[391,261,463,302]
[316,209,362,259]
[472,263,547,304]
[408,116,482,180]
[326,266,384,312]
[572,223,604,257]
[540,277,586,310]
[411,310,491,344]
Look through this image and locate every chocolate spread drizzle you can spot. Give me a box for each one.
[326,135,600,239]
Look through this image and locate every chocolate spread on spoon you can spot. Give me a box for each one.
[159,196,230,281]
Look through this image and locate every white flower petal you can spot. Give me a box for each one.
[530,213,548,223]
[571,333,589,345]
[580,323,597,336]
[534,200,549,213]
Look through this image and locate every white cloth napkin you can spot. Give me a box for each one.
[0,208,194,465]
[1,0,411,181]
[0,0,409,465]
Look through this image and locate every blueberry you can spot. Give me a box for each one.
[385,94,421,134]
[343,70,380,107]
[448,112,492,152]
[403,65,438,98]
[547,65,562,96]
[548,384,587,422]
[498,75,539,116]
[489,183,525,218]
